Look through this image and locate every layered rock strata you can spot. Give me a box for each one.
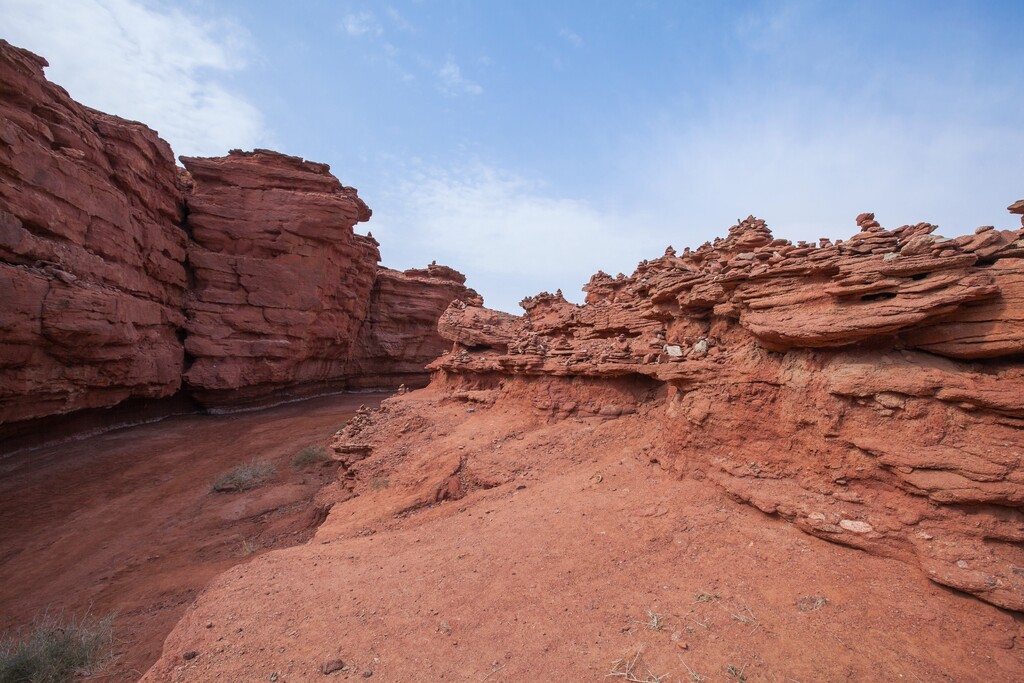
[0,40,473,436]
[0,40,189,426]
[346,264,482,390]
[180,150,381,409]
[416,208,1024,611]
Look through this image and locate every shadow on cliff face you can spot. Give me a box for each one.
[0,391,392,682]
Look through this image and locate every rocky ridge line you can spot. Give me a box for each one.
[419,205,1024,611]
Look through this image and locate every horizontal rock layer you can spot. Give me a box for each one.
[0,39,188,426]
[346,264,481,390]
[0,40,473,435]
[180,150,382,409]
[423,208,1024,611]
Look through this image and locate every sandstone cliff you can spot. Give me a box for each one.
[346,264,481,390]
[0,40,189,426]
[0,40,474,440]
[180,150,381,409]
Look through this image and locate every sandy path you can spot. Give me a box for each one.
[0,391,391,681]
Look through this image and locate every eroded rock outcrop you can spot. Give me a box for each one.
[0,40,474,438]
[0,40,189,426]
[180,150,381,409]
[346,264,481,390]
[418,208,1024,611]
[145,210,1024,678]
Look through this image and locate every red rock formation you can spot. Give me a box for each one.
[180,150,381,409]
[419,208,1024,611]
[141,207,1024,678]
[346,264,481,390]
[0,40,188,426]
[0,40,476,437]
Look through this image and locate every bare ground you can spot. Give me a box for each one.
[141,390,1024,682]
[0,392,391,681]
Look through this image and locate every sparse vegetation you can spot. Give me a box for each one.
[607,647,667,682]
[796,595,829,612]
[211,460,276,492]
[291,446,329,468]
[678,657,706,682]
[725,664,747,682]
[642,609,664,632]
[0,610,113,683]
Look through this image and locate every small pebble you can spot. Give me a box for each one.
[322,659,345,675]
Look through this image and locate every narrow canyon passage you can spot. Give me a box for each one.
[0,391,391,682]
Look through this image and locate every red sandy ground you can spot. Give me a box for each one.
[0,392,391,682]
[142,390,1024,682]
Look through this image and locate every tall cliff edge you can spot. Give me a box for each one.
[0,40,475,441]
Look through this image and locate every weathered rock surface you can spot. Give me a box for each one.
[422,208,1024,611]
[346,264,480,390]
[0,40,188,426]
[0,40,474,436]
[180,150,381,409]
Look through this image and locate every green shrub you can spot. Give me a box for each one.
[291,446,329,468]
[0,610,113,683]
[211,460,276,492]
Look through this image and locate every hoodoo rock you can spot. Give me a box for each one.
[0,39,475,441]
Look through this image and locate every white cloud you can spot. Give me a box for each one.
[626,91,1024,250]
[342,11,382,37]
[385,6,415,33]
[0,0,268,158]
[369,163,653,313]
[438,56,483,96]
[559,28,583,47]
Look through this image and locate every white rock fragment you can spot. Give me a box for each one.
[839,519,873,534]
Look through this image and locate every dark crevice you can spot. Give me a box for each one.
[860,291,897,302]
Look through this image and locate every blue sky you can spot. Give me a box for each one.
[2,0,1023,312]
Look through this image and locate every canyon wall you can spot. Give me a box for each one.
[0,40,474,438]
[180,150,381,409]
[346,264,482,390]
[0,40,189,426]
[329,207,1024,612]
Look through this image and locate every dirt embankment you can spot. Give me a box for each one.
[0,391,391,681]
[142,384,1024,682]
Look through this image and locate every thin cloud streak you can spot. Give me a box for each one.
[438,56,483,96]
[341,11,382,37]
[559,28,583,47]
